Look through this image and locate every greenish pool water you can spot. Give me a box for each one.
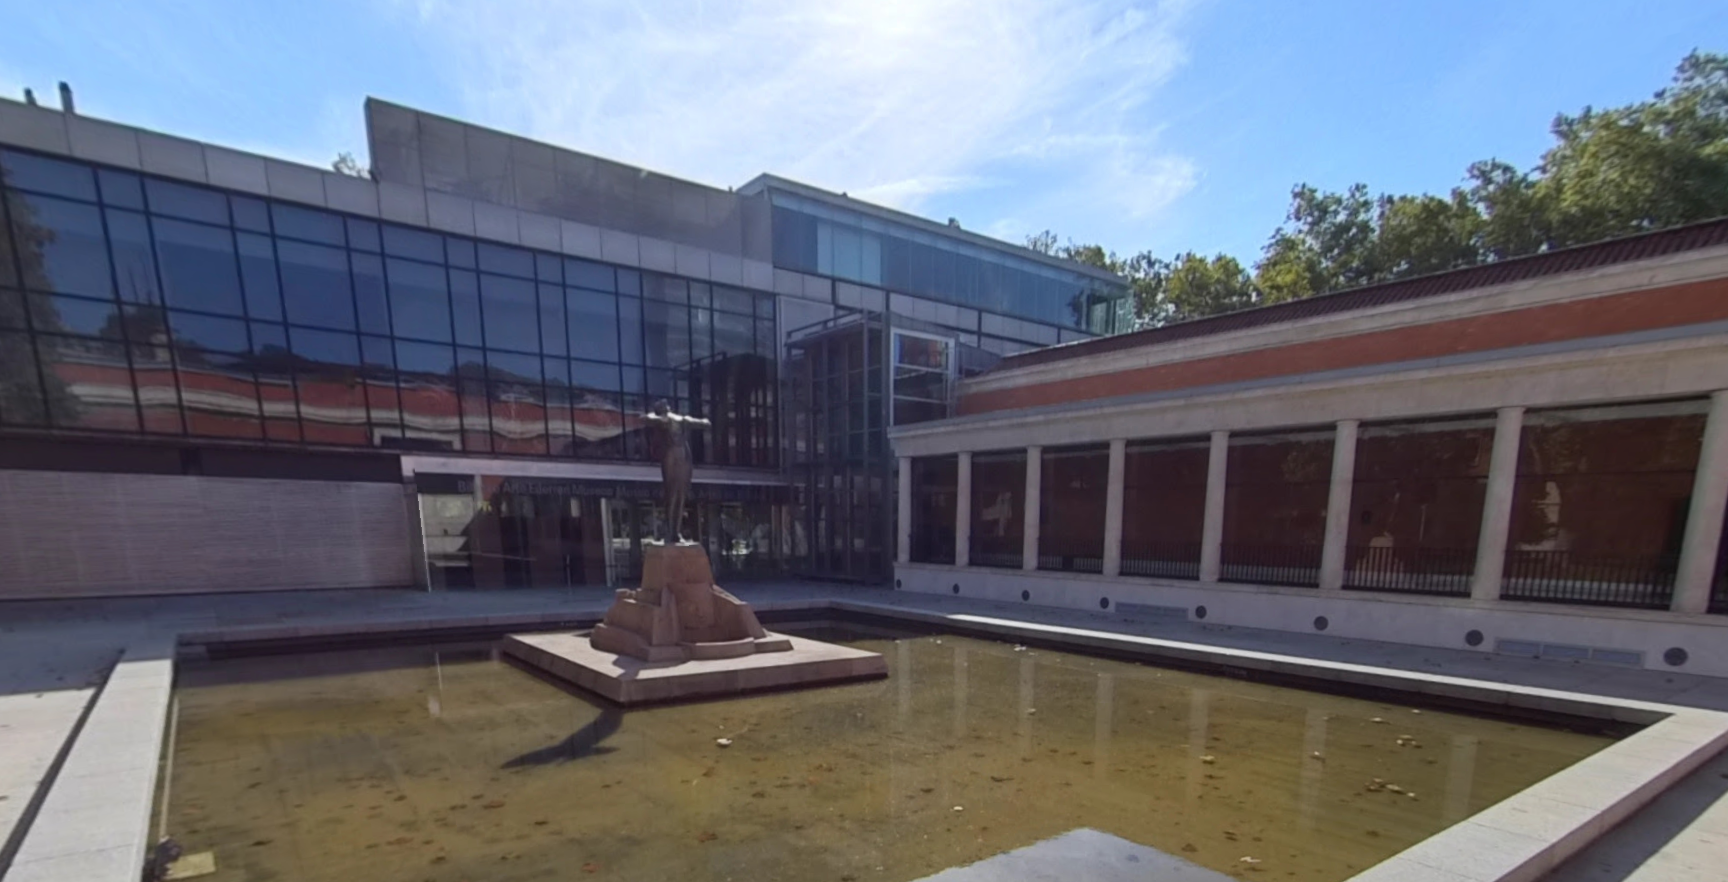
[158,627,1612,881]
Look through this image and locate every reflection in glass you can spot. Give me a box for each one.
[386,258,452,342]
[173,342,263,440]
[0,328,47,425]
[279,240,356,330]
[35,334,139,432]
[289,327,368,445]
[12,193,112,298]
[154,218,244,315]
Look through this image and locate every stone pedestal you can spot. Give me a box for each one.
[589,544,791,662]
[506,543,887,705]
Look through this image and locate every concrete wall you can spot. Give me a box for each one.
[0,470,413,598]
[894,562,1728,677]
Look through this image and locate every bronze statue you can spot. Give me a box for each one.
[642,399,710,543]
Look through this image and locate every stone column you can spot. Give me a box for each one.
[955,452,972,567]
[1200,431,1229,582]
[1023,446,1042,571]
[1471,407,1526,601]
[1102,439,1127,577]
[897,456,912,566]
[1674,390,1728,614]
[1319,420,1360,591]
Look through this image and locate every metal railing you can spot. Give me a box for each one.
[1219,544,1322,588]
[1500,550,1677,609]
[1118,541,1202,581]
[970,550,1024,569]
[1038,554,1104,573]
[1342,546,1475,597]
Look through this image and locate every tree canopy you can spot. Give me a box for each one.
[1034,51,1728,328]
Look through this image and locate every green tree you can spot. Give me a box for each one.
[1533,51,1728,247]
[1154,252,1258,320]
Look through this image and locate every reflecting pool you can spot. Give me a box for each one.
[158,626,1612,881]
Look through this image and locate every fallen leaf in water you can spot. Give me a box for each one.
[482,800,506,809]
[697,831,718,843]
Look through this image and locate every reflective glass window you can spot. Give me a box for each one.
[396,340,455,376]
[383,225,443,263]
[231,197,270,232]
[386,258,452,342]
[346,218,381,253]
[446,237,476,269]
[0,288,22,328]
[538,284,567,356]
[236,233,282,321]
[714,286,753,315]
[105,209,158,305]
[1,150,96,200]
[27,293,119,337]
[616,268,641,297]
[715,311,753,356]
[279,240,355,330]
[154,218,243,315]
[11,193,112,297]
[169,311,248,354]
[642,298,688,368]
[535,253,562,283]
[480,274,538,353]
[617,295,642,364]
[178,344,263,440]
[567,288,619,363]
[565,258,613,292]
[0,329,47,425]
[35,334,139,432]
[145,179,227,225]
[351,252,391,335]
[571,359,620,393]
[478,243,534,278]
[98,170,144,209]
[450,269,483,346]
[249,321,288,355]
[271,204,345,245]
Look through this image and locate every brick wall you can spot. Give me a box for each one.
[960,278,1728,415]
[0,470,414,598]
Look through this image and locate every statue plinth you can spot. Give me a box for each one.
[589,544,792,662]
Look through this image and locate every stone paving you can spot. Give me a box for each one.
[1,582,1725,881]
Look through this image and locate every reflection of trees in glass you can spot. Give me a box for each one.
[0,185,75,422]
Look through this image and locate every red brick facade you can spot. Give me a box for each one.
[960,278,1728,415]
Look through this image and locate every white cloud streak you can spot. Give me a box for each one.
[397,0,1199,243]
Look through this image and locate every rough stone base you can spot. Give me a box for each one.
[503,631,887,705]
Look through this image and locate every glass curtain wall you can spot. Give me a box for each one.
[769,195,1129,333]
[0,148,777,468]
[785,313,893,581]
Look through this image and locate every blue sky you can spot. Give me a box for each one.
[1,0,1722,264]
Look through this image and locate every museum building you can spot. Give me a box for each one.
[890,218,1728,676]
[0,90,1129,597]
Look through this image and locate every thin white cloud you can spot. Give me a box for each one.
[395,0,1200,234]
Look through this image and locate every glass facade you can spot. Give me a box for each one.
[768,191,1129,333]
[0,148,778,468]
